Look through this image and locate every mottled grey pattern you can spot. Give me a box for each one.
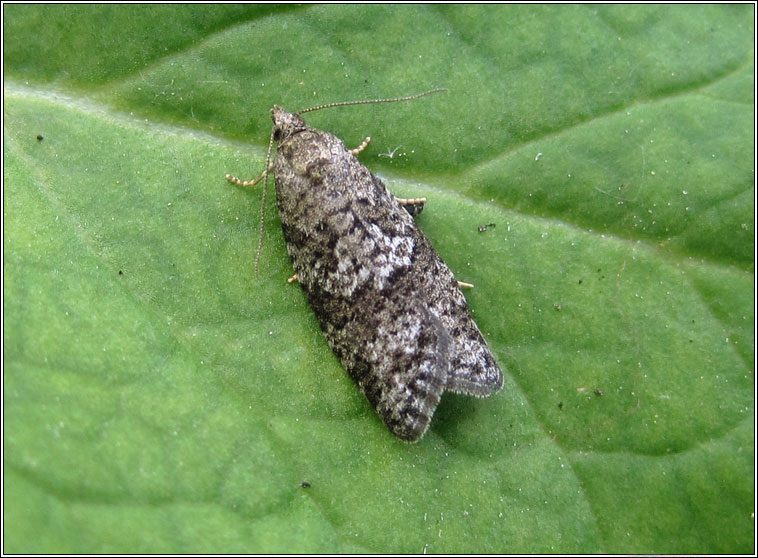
[270,106,503,441]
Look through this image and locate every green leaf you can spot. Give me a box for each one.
[3,4,753,553]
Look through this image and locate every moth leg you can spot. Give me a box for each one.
[349,137,371,155]
[225,163,274,187]
[287,273,298,284]
[457,280,474,289]
[396,196,427,205]
[395,196,427,217]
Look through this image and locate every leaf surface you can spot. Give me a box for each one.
[3,4,754,553]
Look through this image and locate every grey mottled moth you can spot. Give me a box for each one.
[226,90,503,442]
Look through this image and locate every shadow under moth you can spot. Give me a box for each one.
[226,89,503,442]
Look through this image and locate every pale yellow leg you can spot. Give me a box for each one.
[350,137,371,155]
[225,163,273,187]
[395,196,427,205]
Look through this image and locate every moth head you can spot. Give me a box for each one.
[270,105,306,143]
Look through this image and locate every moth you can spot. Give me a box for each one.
[226,90,503,442]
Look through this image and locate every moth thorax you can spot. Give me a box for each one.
[270,106,306,142]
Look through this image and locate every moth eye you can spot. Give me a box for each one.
[273,128,282,142]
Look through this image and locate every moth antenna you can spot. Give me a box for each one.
[255,126,276,277]
[296,88,446,115]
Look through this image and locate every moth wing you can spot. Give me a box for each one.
[411,236,504,397]
[338,287,453,442]
[443,316,504,396]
